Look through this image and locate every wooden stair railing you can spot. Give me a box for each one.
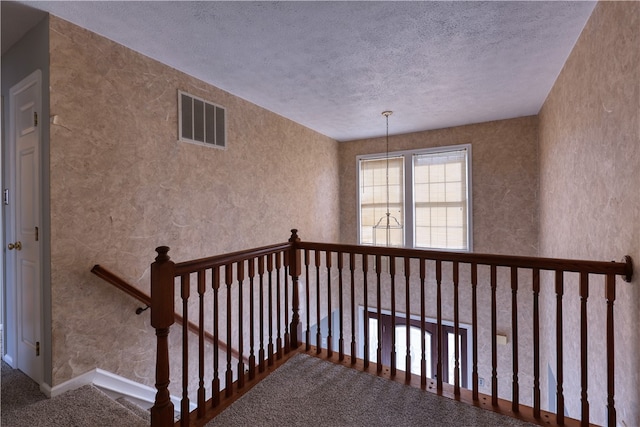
[295,242,632,427]
[149,236,300,427]
[90,265,248,364]
[149,230,633,427]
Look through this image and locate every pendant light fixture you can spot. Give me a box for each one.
[373,110,402,247]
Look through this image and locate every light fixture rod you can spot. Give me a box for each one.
[382,111,393,246]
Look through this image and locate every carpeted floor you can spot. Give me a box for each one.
[211,353,538,427]
[1,361,147,427]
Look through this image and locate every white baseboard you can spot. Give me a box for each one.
[2,353,15,368]
[47,368,191,411]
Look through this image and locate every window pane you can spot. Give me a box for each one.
[429,182,446,202]
[445,181,462,202]
[431,207,447,227]
[413,149,468,250]
[431,227,448,248]
[447,207,464,227]
[447,332,462,386]
[415,226,431,247]
[359,157,404,247]
[368,318,378,363]
[396,326,430,376]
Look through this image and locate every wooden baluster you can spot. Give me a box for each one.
[236,261,245,388]
[326,251,333,357]
[453,261,460,396]
[436,260,442,392]
[390,255,397,377]
[248,259,256,380]
[471,263,478,401]
[532,268,540,418]
[275,252,283,359]
[197,271,206,417]
[267,253,275,365]
[555,270,565,424]
[511,266,519,412]
[420,258,427,388]
[350,252,357,365]
[225,264,234,397]
[405,257,411,383]
[288,229,302,350]
[151,246,175,427]
[606,273,616,427]
[491,265,498,406]
[258,256,266,373]
[376,254,383,373]
[579,272,589,426]
[180,274,190,425]
[338,251,345,361]
[305,249,311,351]
[363,255,370,369]
[284,251,290,354]
[315,250,322,355]
[212,266,220,407]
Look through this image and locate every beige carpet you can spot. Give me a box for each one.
[1,361,147,427]
[210,353,537,427]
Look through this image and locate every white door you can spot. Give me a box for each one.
[7,70,42,384]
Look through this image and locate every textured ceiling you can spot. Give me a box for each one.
[4,1,596,141]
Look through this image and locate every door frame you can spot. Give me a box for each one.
[3,69,44,385]
[359,306,472,387]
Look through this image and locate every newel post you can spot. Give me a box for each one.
[150,246,175,427]
[288,229,302,348]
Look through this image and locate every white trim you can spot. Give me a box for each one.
[2,353,15,368]
[5,69,43,383]
[44,368,191,411]
[357,305,473,387]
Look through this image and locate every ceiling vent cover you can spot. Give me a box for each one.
[178,90,226,149]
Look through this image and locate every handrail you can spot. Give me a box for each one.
[91,264,151,307]
[296,241,633,281]
[174,241,292,275]
[90,265,248,363]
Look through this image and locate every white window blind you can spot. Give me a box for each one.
[357,145,471,251]
[413,149,468,250]
[359,156,404,247]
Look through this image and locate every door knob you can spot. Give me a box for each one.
[8,241,22,250]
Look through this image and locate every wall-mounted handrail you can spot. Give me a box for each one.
[91,264,151,307]
[90,265,248,364]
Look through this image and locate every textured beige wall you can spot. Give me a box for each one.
[339,116,539,256]
[48,17,339,386]
[539,2,639,425]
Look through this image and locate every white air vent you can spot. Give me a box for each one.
[178,91,226,149]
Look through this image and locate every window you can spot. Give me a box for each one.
[357,145,471,251]
[366,311,469,387]
[178,91,226,149]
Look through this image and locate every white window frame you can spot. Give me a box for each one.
[357,144,473,251]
